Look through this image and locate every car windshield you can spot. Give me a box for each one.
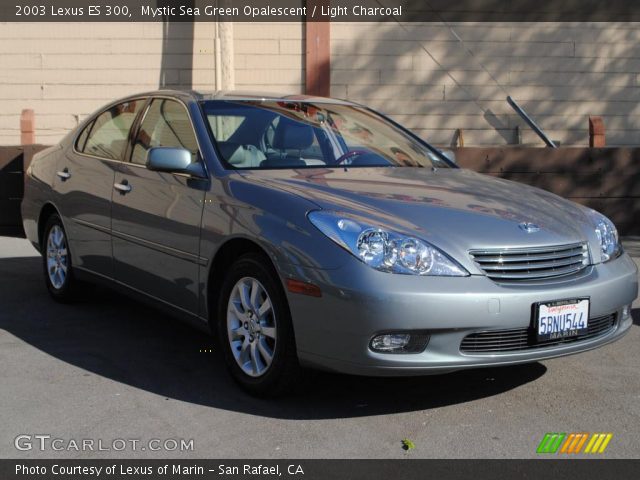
[201,100,452,170]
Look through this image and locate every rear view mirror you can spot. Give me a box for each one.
[146,147,206,178]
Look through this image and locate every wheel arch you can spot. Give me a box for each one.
[37,202,62,249]
[206,237,284,329]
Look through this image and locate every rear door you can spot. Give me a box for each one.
[111,97,207,314]
[55,99,145,278]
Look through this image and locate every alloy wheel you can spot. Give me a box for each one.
[46,225,68,290]
[226,276,277,377]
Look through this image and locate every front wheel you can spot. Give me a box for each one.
[42,213,79,302]
[217,253,300,396]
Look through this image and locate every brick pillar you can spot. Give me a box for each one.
[305,1,330,97]
[20,109,35,145]
[589,116,605,148]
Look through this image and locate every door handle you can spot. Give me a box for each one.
[56,168,71,181]
[114,180,132,194]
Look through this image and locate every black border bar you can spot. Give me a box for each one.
[3,459,640,480]
[5,1,640,22]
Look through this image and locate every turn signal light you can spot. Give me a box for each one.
[286,278,322,297]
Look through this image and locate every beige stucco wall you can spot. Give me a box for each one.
[1,21,640,146]
[0,21,304,145]
[332,22,640,146]
[233,22,305,92]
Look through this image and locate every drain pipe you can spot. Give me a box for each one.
[214,20,222,91]
[213,12,233,91]
[219,21,234,90]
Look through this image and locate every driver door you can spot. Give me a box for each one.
[111,98,208,314]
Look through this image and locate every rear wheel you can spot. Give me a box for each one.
[42,214,78,302]
[217,253,300,396]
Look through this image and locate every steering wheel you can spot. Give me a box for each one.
[334,150,367,165]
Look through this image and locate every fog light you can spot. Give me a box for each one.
[622,304,631,319]
[370,333,430,354]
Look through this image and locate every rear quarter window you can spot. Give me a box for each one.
[79,99,144,160]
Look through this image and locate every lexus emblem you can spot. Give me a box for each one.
[519,222,540,233]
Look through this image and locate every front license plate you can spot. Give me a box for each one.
[535,298,590,341]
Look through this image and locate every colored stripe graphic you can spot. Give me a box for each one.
[540,433,613,454]
[559,433,588,454]
[573,434,589,453]
[585,433,613,454]
[537,433,566,453]
[536,433,553,453]
[561,434,574,453]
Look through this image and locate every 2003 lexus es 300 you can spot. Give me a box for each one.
[22,91,638,395]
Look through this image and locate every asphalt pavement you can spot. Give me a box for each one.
[0,236,638,459]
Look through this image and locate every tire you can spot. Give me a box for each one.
[217,253,300,396]
[42,213,78,302]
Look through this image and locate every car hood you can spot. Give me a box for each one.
[240,167,599,268]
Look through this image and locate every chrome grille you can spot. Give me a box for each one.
[469,243,589,282]
[460,314,616,354]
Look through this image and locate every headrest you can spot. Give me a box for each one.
[217,142,265,168]
[272,118,315,150]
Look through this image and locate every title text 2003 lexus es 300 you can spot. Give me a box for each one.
[22,91,638,395]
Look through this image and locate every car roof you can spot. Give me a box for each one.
[119,89,357,106]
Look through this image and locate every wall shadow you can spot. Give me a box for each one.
[0,255,546,420]
[335,23,640,147]
[159,1,194,89]
[0,147,24,232]
[483,109,513,145]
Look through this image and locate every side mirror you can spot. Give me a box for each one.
[146,147,206,178]
[427,150,456,165]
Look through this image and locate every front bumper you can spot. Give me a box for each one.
[279,253,638,376]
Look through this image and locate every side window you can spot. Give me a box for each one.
[75,119,93,152]
[81,100,144,160]
[131,99,198,165]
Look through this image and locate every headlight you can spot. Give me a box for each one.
[585,209,620,262]
[308,210,468,276]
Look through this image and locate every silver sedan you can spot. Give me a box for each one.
[21,90,638,396]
